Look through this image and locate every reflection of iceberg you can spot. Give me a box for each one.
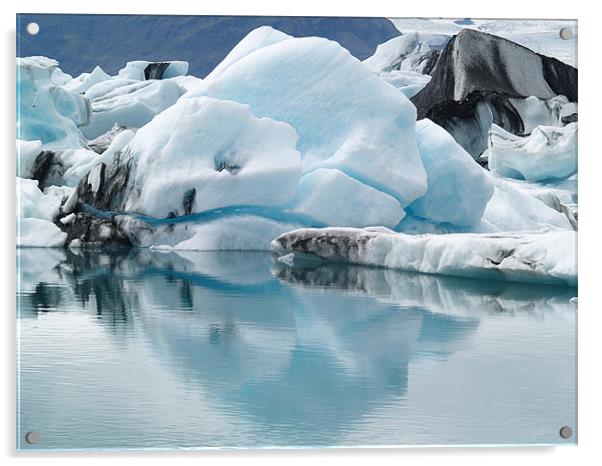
[17,248,575,446]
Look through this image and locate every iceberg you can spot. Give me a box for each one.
[17,177,70,247]
[287,168,405,228]
[81,78,184,139]
[271,227,577,286]
[478,177,573,232]
[187,28,427,209]
[363,32,441,75]
[85,96,301,218]
[17,139,42,178]
[487,123,577,182]
[17,56,88,149]
[62,65,111,94]
[409,119,494,226]
[118,60,189,81]
[411,28,578,156]
[376,70,431,98]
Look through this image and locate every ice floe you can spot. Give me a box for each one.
[271,227,577,286]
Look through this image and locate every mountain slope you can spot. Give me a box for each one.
[17,14,401,77]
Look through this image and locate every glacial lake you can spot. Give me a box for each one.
[17,248,577,450]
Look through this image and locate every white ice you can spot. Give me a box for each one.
[17,177,71,247]
[63,65,111,94]
[487,123,577,182]
[82,78,184,139]
[123,96,301,217]
[17,56,88,150]
[272,227,577,286]
[17,139,42,178]
[187,27,427,209]
[287,168,405,228]
[363,32,438,74]
[409,119,494,226]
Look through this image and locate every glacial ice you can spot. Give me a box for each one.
[17,177,70,247]
[479,177,573,232]
[377,71,431,98]
[206,26,293,80]
[14,24,578,290]
[17,56,88,149]
[510,95,577,134]
[363,32,439,74]
[409,119,494,226]
[82,78,184,139]
[287,168,405,228]
[17,139,42,178]
[118,60,189,81]
[188,28,427,209]
[56,129,137,187]
[122,96,302,217]
[63,65,111,94]
[487,123,577,182]
[272,227,577,286]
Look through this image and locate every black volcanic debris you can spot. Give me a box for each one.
[144,62,171,80]
[87,124,129,154]
[58,212,132,248]
[76,151,131,212]
[411,28,577,156]
[32,151,61,189]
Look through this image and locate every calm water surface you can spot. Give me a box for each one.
[16,248,577,450]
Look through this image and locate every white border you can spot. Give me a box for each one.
[3,1,601,465]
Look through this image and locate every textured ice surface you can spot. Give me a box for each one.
[409,119,494,226]
[57,130,137,187]
[479,177,573,232]
[488,123,577,182]
[17,57,88,149]
[63,66,111,94]
[287,168,405,228]
[377,71,431,98]
[17,139,42,178]
[510,95,577,134]
[122,96,301,217]
[188,28,427,209]
[82,78,184,139]
[363,32,439,74]
[17,177,70,247]
[272,227,577,286]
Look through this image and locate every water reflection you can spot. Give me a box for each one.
[16,248,576,449]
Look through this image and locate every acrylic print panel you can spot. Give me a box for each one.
[16,14,577,450]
